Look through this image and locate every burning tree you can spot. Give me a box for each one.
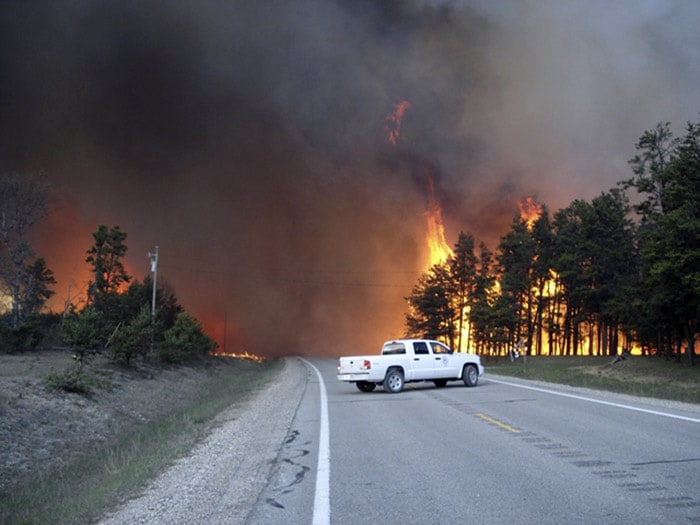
[449,232,478,352]
[495,217,538,354]
[551,190,637,357]
[402,120,697,360]
[406,190,641,358]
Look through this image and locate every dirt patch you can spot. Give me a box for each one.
[0,350,243,492]
[576,361,699,391]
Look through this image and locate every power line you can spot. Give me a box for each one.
[158,262,420,289]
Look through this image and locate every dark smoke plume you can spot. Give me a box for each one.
[1,1,698,356]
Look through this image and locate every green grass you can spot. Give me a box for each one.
[0,357,282,525]
[484,354,700,404]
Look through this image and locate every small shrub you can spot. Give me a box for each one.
[157,313,217,364]
[44,366,94,395]
[61,307,105,366]
[108,306,156,366]
[0,316,45,353]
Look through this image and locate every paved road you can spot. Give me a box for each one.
[249,358,700,525]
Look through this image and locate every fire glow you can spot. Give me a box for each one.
[425,175,453,267]
[210,351,266,363]
[385,100,411,146]
[519,196,543,230]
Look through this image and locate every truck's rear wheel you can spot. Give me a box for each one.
[383,368,404,393]
[356,381,376,392]
[462,364,478,387]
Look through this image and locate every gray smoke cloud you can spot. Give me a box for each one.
[1,0,697,356]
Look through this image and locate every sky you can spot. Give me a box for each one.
[1,0,698,357]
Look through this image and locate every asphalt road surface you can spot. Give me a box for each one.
[248,358,700,525]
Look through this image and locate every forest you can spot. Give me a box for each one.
[404,121,699,365]
[0,121,698,367]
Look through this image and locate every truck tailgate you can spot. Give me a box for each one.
[337,356,373,379]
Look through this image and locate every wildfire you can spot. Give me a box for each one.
[210,351,266,363]
[385,100,411,145]
[425,175,453,267]
[519,196,543,230]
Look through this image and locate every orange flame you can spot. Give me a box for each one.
[385,100,411,145]
[210,350,266,363]
[519,196,543,230]
[425,175,453,266]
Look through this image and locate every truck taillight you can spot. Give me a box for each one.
[362,360,371,370]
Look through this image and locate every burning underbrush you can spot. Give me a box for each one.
[210,351,266,363]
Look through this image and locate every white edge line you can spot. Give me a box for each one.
[487,377,700,423]
[300,358,330,525]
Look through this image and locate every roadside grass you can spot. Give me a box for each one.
[0,357,282,525]
[484,354,700,404]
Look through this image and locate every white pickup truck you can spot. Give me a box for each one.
[337,339,484,393]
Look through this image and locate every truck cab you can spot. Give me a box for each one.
[338,339,484,393]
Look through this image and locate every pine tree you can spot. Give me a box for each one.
[449,232,478,352]
[85,225,131,305]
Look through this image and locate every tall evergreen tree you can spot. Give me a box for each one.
[624,122,679,221]
[470,242,497,355]
[86,225,130,305]
[626,121,699,363]
[405,264,455,346]
[496,217,536,355]
[449,232,478,352]
[661,122,700,364]
[529,207,556,356]
[552,201,589,355]
[584,190,637,355]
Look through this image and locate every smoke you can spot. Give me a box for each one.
[1,0,698,356]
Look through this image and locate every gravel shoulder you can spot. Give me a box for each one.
[1,350,308,524]
[97,357,307,524]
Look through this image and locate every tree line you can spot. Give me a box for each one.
[1,121,697,365]
[0,174,217,380]
[405,121,699,365]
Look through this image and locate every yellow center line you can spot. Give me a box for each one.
[475,412,520,433]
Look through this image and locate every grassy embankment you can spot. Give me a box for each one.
[0,357,282,525]
[3,354,697,524]
[484,354,700,404]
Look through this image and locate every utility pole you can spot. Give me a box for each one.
[147,245,159,320]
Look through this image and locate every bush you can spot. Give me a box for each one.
[61,307,105,366]
[108,306,156,366]
[0,316,46,353]
[157,313,217,364]
[44,365,94,395]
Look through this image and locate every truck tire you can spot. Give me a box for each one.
[356,381,376,392]
[462,364,478,387]
[383,368,404,393]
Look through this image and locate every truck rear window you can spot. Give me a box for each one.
[382,342,406,355]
